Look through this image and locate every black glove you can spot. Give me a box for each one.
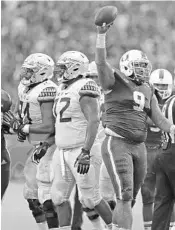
[3,110,21,132]
[17,127,27,142]
[3,110,28,142]
[2,124,12,135]
[74,148,90,174]
[32,142,50,164]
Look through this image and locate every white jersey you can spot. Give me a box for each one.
[53,78,100,148]
[18,80,57,145]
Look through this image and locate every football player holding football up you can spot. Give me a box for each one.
[141,69,175,230]
[50,51,112,230]
[3,53,59,230]
[94,16,175,230]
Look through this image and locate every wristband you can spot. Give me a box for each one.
[96,33,106,49]
[22,124,30,134]
[43,142,50,148]
[82,148,90,154]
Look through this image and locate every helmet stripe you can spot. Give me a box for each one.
[159,69,164,80]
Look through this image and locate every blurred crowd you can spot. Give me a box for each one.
[2,1,175,104]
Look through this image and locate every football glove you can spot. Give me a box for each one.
[3,110,28,142]
[17,127,27,142]
[32,142,50,164]
[74,148,90,174]
[1,124,12,135]
[3,110,21,131]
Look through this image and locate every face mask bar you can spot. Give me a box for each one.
[154,83,168,91]
[132,61,152,83]
[54,64,67,80]
[20,67,34,79]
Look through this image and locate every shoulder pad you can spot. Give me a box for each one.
[114,69,130,84]
[37,87,57,102]
[79,80,100,98]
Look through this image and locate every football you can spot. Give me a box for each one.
[95,5,118,27]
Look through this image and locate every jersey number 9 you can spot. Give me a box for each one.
[133,91,145,111]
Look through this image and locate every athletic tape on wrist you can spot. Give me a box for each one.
[96,33,106,48]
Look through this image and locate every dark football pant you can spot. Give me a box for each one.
[1,148,11,200]
[101,135,147,202]
[141,147,161,205]
[72,185,83,230]
[152,144,175,230]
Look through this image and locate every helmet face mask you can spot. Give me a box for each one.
[20,53,54,86]
[132,60,152,83]
[20,67,35,85]
[120,50,152,85]
[149,69,173,100]
[54,64,67,83]
[56,51,89,83]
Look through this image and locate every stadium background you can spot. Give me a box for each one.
[1,1,175,230]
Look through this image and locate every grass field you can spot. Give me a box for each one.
[1,136,145,230]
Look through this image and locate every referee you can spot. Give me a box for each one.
[152,95,175,230]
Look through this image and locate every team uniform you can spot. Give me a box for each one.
[102,69,153,203]
[1,89,12,200]
[141,68,174,230]
[1,128,11,199]
[152,95,175,230]
[141,101,164,207]
[51,77,102,209]
[17,79,57,224]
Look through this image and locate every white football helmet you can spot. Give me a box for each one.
[20,53,54,86]
[56,51,89,82]
[119,49,152,84]
[149,69,173,99]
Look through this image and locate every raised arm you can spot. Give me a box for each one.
[150,94,175,133]
[95,25,115,91]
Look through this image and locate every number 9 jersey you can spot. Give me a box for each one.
[53,78,100,148]
[104,69,154,143]
[18,80,57,145]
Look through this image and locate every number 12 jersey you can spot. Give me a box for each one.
[53,78,100,149]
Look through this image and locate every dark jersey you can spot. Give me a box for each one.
[1,129,6,153]
[1,128,10,165]
[104,69,153,143]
